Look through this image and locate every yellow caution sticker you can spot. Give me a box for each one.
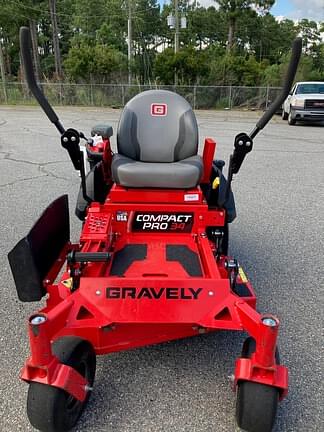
[239,267,248,283]
[61,278,73,289]
[212,177,220,190]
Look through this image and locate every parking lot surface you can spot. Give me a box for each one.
[0,106,323,431]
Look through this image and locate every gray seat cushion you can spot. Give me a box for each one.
[113,90,201,189]
[112,154,203,189]
[117,90,198,163]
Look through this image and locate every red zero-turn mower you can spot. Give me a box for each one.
[8,28,302,432]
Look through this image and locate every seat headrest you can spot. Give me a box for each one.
[117,90,198,163]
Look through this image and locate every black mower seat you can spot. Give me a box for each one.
[112,90,203,189]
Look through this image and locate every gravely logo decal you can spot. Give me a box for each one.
[106,287,202,300]
[151,103,167,116]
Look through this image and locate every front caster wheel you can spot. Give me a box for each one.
[235,337,280,432]
[27,337,96,432]
[236,381,279,432]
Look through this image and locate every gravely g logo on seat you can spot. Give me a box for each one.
[151,103,167,116]
[106,287,203,300]
[133,212,194,232]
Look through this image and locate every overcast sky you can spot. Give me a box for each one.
[195,0,324,21]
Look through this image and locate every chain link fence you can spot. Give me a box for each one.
[0,82,281,110]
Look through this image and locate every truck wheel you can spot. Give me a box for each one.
[288,111,296,125]
[235,337,280,432]
[281,109,288,120]
[27,337,96,432]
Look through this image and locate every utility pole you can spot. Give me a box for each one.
[128,0,132,85]
[174,0,179,86]
[0,38,7,103]
[167,0,186,85]
[49,0,63,79]
[174,0,179,54]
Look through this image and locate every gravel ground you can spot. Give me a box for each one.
[0,106,323,432]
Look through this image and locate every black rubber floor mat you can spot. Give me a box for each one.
[110,244,147,276]
[166,245,202,277]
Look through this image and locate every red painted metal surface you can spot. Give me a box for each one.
[201,138,216,183]
[21,184,288,402]
[108,185,204,204]
[21,357,88,402]
[234,358,288,399]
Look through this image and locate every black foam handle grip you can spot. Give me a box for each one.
[250,37,302,138]
[19,27,65,134]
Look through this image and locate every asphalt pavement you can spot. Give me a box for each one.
[0,106,323,432]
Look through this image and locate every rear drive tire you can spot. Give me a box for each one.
[27,337,96,432]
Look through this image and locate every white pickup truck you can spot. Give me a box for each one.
[282,81,324,125]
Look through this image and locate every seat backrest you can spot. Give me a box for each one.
[117,90,198,163]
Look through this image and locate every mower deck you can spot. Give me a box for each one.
[17,186,288,406]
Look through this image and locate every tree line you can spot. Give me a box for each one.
[0,0,323,87]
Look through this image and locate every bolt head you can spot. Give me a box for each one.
[238,140,243,145]
[85,384,93,392]
[95,290,101,296]
[71,136,76,142]
[30,315,47,325]
[262,317,277,327]
[62,136,68,143]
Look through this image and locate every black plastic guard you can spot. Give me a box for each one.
[8,195,70,302]
[75,162,110,221]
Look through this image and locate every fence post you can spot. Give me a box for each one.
[121,85,125,106]
[193,85,196,110]
[0,81,7,103]
[59,82,63,105]
[0,41,8,103]
[90,82,94,106]
[228,85,232,109]
[265,85,269,110]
